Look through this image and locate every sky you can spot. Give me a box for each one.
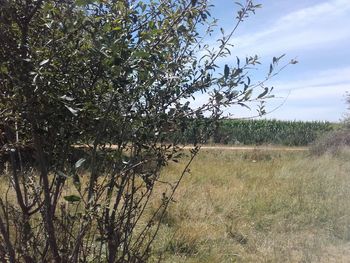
[202,0,350,122]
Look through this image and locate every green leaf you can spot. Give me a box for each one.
[278,54,286,61]
[148,21,155,29]
[273,54,285,64]
[232,68,242,78]
[243,89,253,100]
[73,173,81,191]
[215,92,223,102]
[238,102,251,110]
[60,95,74,101]
[177,25,187,33]
[112,26,122,31]
[257,88,269,99]
[57,171,68,178]
[75,158,86,169]
[224,64,229,79]
[65,105,79,116]
[64,195,81,203]
[269,64,273,75]
[76,0,94,6]
[0,65,8,74]
[39,59,50,66]
[132,51,150,59]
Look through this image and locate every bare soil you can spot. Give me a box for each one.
[185,145,308,151]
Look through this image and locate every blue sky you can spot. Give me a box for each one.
[203,0,350,122]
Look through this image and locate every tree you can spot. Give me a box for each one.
[0,0,293,262]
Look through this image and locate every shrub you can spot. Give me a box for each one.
[0,0,293,261]
[310,130,350,156]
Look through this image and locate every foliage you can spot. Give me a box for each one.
[0,0,292,262]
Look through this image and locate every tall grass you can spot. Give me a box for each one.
[1,148,348,262]
[150,149,350,262]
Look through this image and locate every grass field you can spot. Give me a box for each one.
[1,147,349,262]
[150,148,350,262]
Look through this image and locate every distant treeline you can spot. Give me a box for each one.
[173,119,334,146]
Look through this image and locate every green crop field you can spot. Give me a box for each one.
[148,148,350,262]
[174,119,335,146]
[216,119,334,146]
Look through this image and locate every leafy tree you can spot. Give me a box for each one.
[0,0,293,262]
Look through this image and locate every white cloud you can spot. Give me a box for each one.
[273,66,350,95]
[266,66,350,121]
[272,66,350,94]
[287,83,348,101]
[230,0,350,57]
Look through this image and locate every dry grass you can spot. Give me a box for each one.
[1,148,350,262]
[150,148,350,262]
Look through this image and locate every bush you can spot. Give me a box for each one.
[310,130,350,156]
[1,1,291,262]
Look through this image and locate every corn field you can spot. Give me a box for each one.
[174,119,334,146]
[215,119,334,146]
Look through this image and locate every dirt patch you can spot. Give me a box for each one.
[185,145,308,151]
[74,144,308,152]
